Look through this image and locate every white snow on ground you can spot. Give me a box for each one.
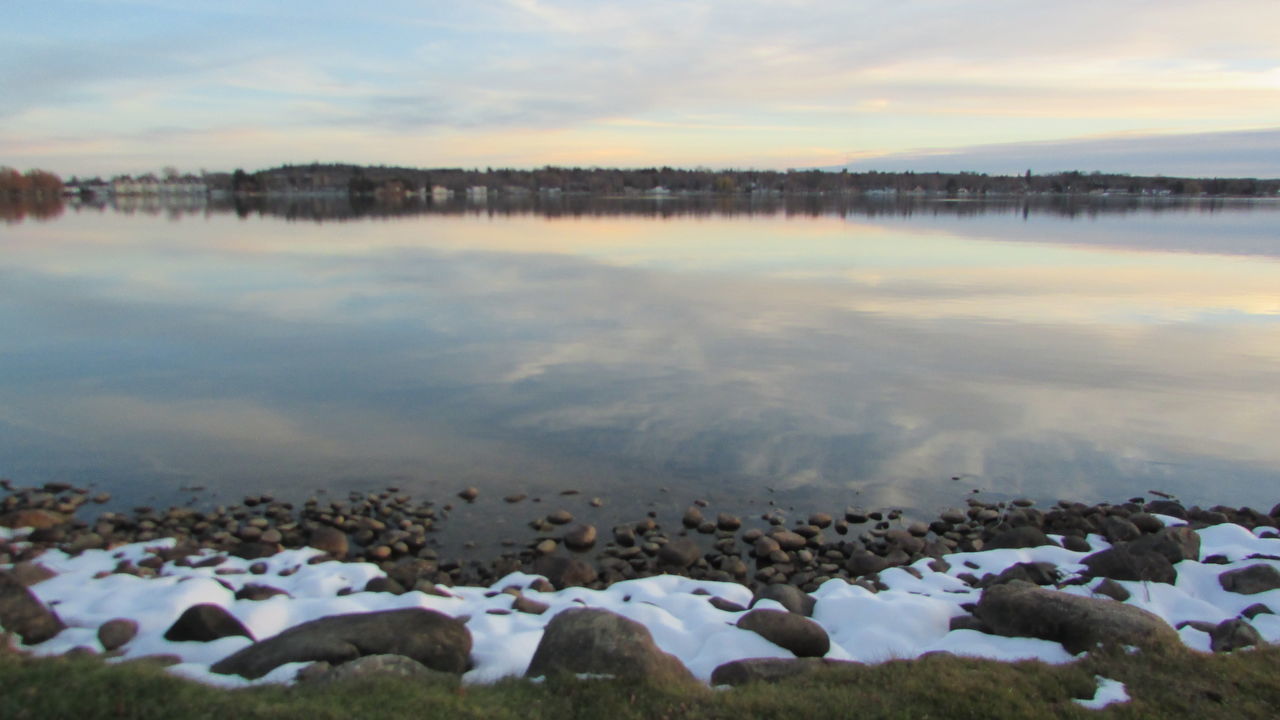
[2,519,1278,687]
[1073,676,1130,709]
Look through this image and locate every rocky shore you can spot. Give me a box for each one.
[3,479,1280,697]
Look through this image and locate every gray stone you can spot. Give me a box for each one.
[751,584,816,616]
[1219,564,1280,595]
[1210,618,1263,653]
[975,580,1179,654]
[0,570,65,644]
[97,618,139,651]
[710,657,857,686]
[211,607,471,680]
[164,604,254,643]
[525,608,695,685]
[736,609,830,658]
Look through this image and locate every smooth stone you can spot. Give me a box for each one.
[97,618,139,651]
[0,571,65,644]
[975,580,1178,654]
[525,607,696,685]
[710,657,857,686]
[164,604,254,643]
[1219,564,1280,595]
[736,609,830,658]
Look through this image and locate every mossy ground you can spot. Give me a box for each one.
[4,639,1280,720]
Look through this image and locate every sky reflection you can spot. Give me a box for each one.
[2,203,1279,535]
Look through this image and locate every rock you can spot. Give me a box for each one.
[8,562,56,587]
[1099,516,1142,543]
[0,570,65,644]
[985,527,1055,550]
[0,509,67,529]
[949,614,986,632]
[710,657,856,686]
[751,584,816,616]
[716,513,741,531]
[66,532,104,553]
[709,597,747,613]
[1219,564,1280,595]
[771,531,807,551]
[525,608,695,685]
[298,654,460,686]
[563,524,597,551]
[753,536,781,558]
[1210,618,1262,653]
[1128,512,1164,534]
[211,607,471,680]
[1081,544,1176,584]
[363,577,406,594]
[512,595,549,615]
[736,609,830,658]
[1241,603,1274,620]
[845,551,887,577]
[164,604,254,643]
[457,487,479,502]
[974,580,1179,654]
[981,562,1060,587]
[1092,579,1131,602]
[1131,526,1200,563]
[546,510,574,525]
[1061,535,1092,553]
[230,541,280,560]
[97,618,139,651]
[503,493,526,503]
[682,507,704,529]
[532,555,598,589]
[657,538,701,569]
[809,513,833,529]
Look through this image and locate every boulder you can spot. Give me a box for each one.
[974,580,1179,654]
[0,571,65,644]
[751,584,816,616]
[297,653,460,686]
[711,657,857,686]
[307,526,348,558]
[563,524,597,551]
[656,538,701,569]
[1081,544,1176,584]
[1210,618,1262,653]
[97,618,139,651]
[532,555,598,589]
[736,609,830,658]
[1130,526,1200,563]
[525,608,695,685]
[164,604,254,643]
[1099,516,1141,543]
[846,551,888,577]
[1219,564,1280,595]
[985,527,1055,550]
[211,607,470,680]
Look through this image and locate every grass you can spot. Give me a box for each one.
[3,639,1280,719]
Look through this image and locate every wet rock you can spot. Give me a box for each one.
[1210,618,1262,653]
[1081,544,1176,584]
[846,551,888,577]
[736,609,830,658]
[97,618,139,651]
[716,513,741,531]
[986,526,1055,550]
[457,487,479,502]
[1219,564,1280,595]
[710,657,856,686]
[751,583,816,616]
[546,510,574,525]
[211,608,470,680]
[563,524,597,551]
[770,531,807,551]
[532,555,598,589]
[975,580,1178,654]
[164,604,254,643]
[682,507,704,529]
[525,608,696,685]
[503,493,527,504]
[657,538,701,569]
[0,571,65,644]
[808,513,833,529]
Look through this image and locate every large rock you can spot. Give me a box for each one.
[710,657,857,686]
[656,538,701,569]
[1210,618,1262,653]
[0,570,65,644]
[1130,526,1200,563]
[736,609,830,658]
[164,604,254,643]
[297,653,460,686]
[1081,544,1176,584]
[0,509,68,530]
[525,608,695,685]
[751,584,816,616]
[985,527,1055,550]
[975,580,1179,654]
[211,608,471,680]
[1219,564,1280,595]
[307,526,348,558]
[98,618,139,651]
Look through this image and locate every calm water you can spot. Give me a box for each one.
[3,197,1279,549]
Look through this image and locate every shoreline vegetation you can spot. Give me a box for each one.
[5,481,1280,717]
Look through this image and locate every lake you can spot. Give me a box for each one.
[3,195,1279,552]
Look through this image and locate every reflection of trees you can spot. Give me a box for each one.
[0,167,65,223]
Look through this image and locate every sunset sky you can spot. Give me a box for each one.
[4,0,1279,177]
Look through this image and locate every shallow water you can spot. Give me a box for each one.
[3,196,1279,551]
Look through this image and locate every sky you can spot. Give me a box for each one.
[2,0,1279,178]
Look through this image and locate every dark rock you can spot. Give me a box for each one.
[532,555,598,589]
[709,596,747,613]
[1129,513,1164,534]
[657,538,701,569]
[1082,544,1177,584]
[682,507,704,529]
[1099,516,1142,543]
[0,509,68,529]
[298,654,460,686]
[1210,618,1262,653]
[1061,535,1092,553]
[846,551,888,577]
[230,542,280,560]
[736,609,830,657]
[513,595,549,615]
[525,608,695,685]
[1241,603,1273,620]
[1146,500,1188,520]
[809,513,833,529]
[0,571,65,644]
[1219,564,1280,595]
[716,513,741,531]
[457,487,479,502]
[751,584,816,616]
[363,576,406,595]
[563,524,598,551]
[235,584,291,602]
[771,531,807,551]
[97,618,139,651]
[211,607,471,680]
[1131,526,1200,563]
[949,614,987,632]
[546,510,574,525]
[8,562,56,587]
[981,562,1060,587]
[986,526,1055,550]
[710,657,856,686]
[1092,579,1131,602]
[975,580,1179,654]
[164,604,254,643]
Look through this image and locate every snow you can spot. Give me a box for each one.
[2,518,1276,688]
[1073,676,1130,709]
